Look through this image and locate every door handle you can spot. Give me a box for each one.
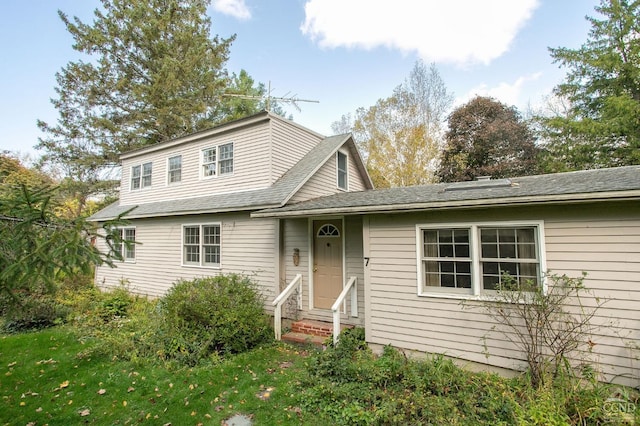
[313,267,318,272]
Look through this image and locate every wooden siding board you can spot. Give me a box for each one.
[120,122,272,206]
[347,150,367,192]
[289,158,336,203]
[270,119,323,182]
[365,203,640,385]
[344,215,365,325]
[94,213,278,310]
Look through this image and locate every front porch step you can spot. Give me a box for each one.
[290,319,335,337]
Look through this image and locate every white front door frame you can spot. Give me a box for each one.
[308,216,346,311]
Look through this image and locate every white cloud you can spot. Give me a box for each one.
[456,72,543,108]
[300,0,539,66]
[212,0,251,20]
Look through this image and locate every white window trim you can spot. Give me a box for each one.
[336,150,349,191]
[114,226,136,263]
[200,142,234,180]
[166,155,182,185]
[181,222,222,269]
[130,162,153,191]
[415,220,547,301]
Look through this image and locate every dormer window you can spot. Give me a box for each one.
[168,155,182,184]
[202,142,234,178]
[131,162,152,190]
[337,151,348,190]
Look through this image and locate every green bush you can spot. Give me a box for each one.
[156,274,272,365]
[301,329,521,425]
[1,293,69,333]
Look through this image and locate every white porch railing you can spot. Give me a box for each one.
[331,276,358,345]
[272,274,303,340]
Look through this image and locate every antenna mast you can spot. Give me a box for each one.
[223,81,319,112]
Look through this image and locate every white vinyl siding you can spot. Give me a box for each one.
[167,155,181,184]
[182,223,221,267]
[270,117,323,182]
[119,120,272,205]
[94,213,279,312]
[365,203,640,388]
[290,143,369,204]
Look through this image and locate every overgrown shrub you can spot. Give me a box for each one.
[301,328,521,425]
[474,272,605,388]
[1,292,69,333]
[156,274,272,365]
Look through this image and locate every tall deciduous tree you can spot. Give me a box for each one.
[37,0,237,207]
[437,96,539,182]
[539,0,640,170]
[338,61,453,188]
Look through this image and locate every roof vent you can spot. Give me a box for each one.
[443,178,515,192]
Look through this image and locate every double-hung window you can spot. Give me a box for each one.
[131,162,152,190]
[182,224,221,267]
[418,222,544,297]
[168,155,182,184]
[337,151,348,190]
[202,142,233,178]
[113,227,136,262]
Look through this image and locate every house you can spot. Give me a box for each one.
[90,112,640,387]
[89,110,373,316]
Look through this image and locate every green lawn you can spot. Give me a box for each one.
[0,328,318,425]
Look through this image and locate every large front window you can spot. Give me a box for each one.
[418,223,543,296]
[183,224,221,267]
[423,228,471,292]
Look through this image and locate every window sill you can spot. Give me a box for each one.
[181,264,222,269]
[201,173,234,181]
[417,291,536,303]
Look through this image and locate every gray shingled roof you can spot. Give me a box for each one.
[252,166,640,218]
[88,134,353,221]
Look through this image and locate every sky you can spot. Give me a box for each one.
[0,0,601,159]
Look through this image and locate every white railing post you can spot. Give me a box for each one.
[274,305,282,340]
[271,274,302,341]
[331,277,357,345]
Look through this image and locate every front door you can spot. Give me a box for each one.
[313,219,343,310]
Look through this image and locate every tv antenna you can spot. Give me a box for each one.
[223,81,319,112]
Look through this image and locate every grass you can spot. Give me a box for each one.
[2,276,638,425]
[0,327,319,425]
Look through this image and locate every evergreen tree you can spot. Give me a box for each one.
[37,0,237,205]
[540,0,640,170]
